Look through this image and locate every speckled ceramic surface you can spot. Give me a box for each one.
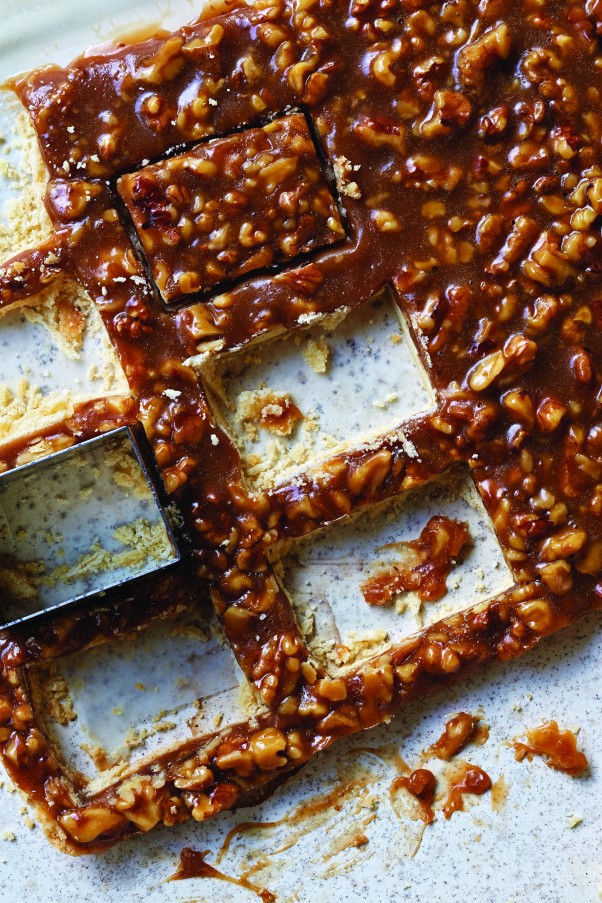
[0,3,600,901]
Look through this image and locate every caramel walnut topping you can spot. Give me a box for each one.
[1,0,601,854]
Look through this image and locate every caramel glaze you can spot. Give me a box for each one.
[0,397,138,471]
[0,0,598,852]
[217,773,369,863]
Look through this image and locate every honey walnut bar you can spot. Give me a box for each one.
[118,113,344,302]
[0,0,600,854]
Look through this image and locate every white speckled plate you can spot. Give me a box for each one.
[0,3,600,901]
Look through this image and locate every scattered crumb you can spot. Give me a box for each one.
[19,806,35,830]
[568,814,582,828]
[333,155,362,199]
[1,830,15,841]
[7,518,174,602]
[303,337,330,374]
[27,661,76,726]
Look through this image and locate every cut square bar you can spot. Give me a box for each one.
[117,113,345,302]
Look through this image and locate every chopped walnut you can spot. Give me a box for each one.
[430,712,481,760]
[457,23,512,97]
[361,516,471,605]
[237,388,304,437]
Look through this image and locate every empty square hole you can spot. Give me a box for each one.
[0,277,128,445]
[275,467,513,676]
[0,428,179,627]
[25,602,265,795]
[205,293,435,491]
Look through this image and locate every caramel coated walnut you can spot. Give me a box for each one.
[118,113,344,302]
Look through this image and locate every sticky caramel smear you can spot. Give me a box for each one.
[324,824,371,859]
[473,722,490,747]
[490,774,509,813]
[390,768,437,825]
[217,774,371,863]
[109,23,170,47]
[429,712,487,761]
[513,721,588,776]
[360,516,470,605]
[442,763,492,819]
[347,743,411,775]
[168,848,276,903]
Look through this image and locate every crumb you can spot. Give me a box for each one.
[302,337,330,374]
[333,155,362,199]
[210,433,219,445]
[568,814,582,828]
[237,388,304,437]
[1,830,15,841]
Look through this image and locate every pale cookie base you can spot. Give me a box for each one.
[0,279,129,445]
[0,90,129,447]
[0,88,52,265]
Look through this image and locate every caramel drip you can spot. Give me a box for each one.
[168,847,276,903]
